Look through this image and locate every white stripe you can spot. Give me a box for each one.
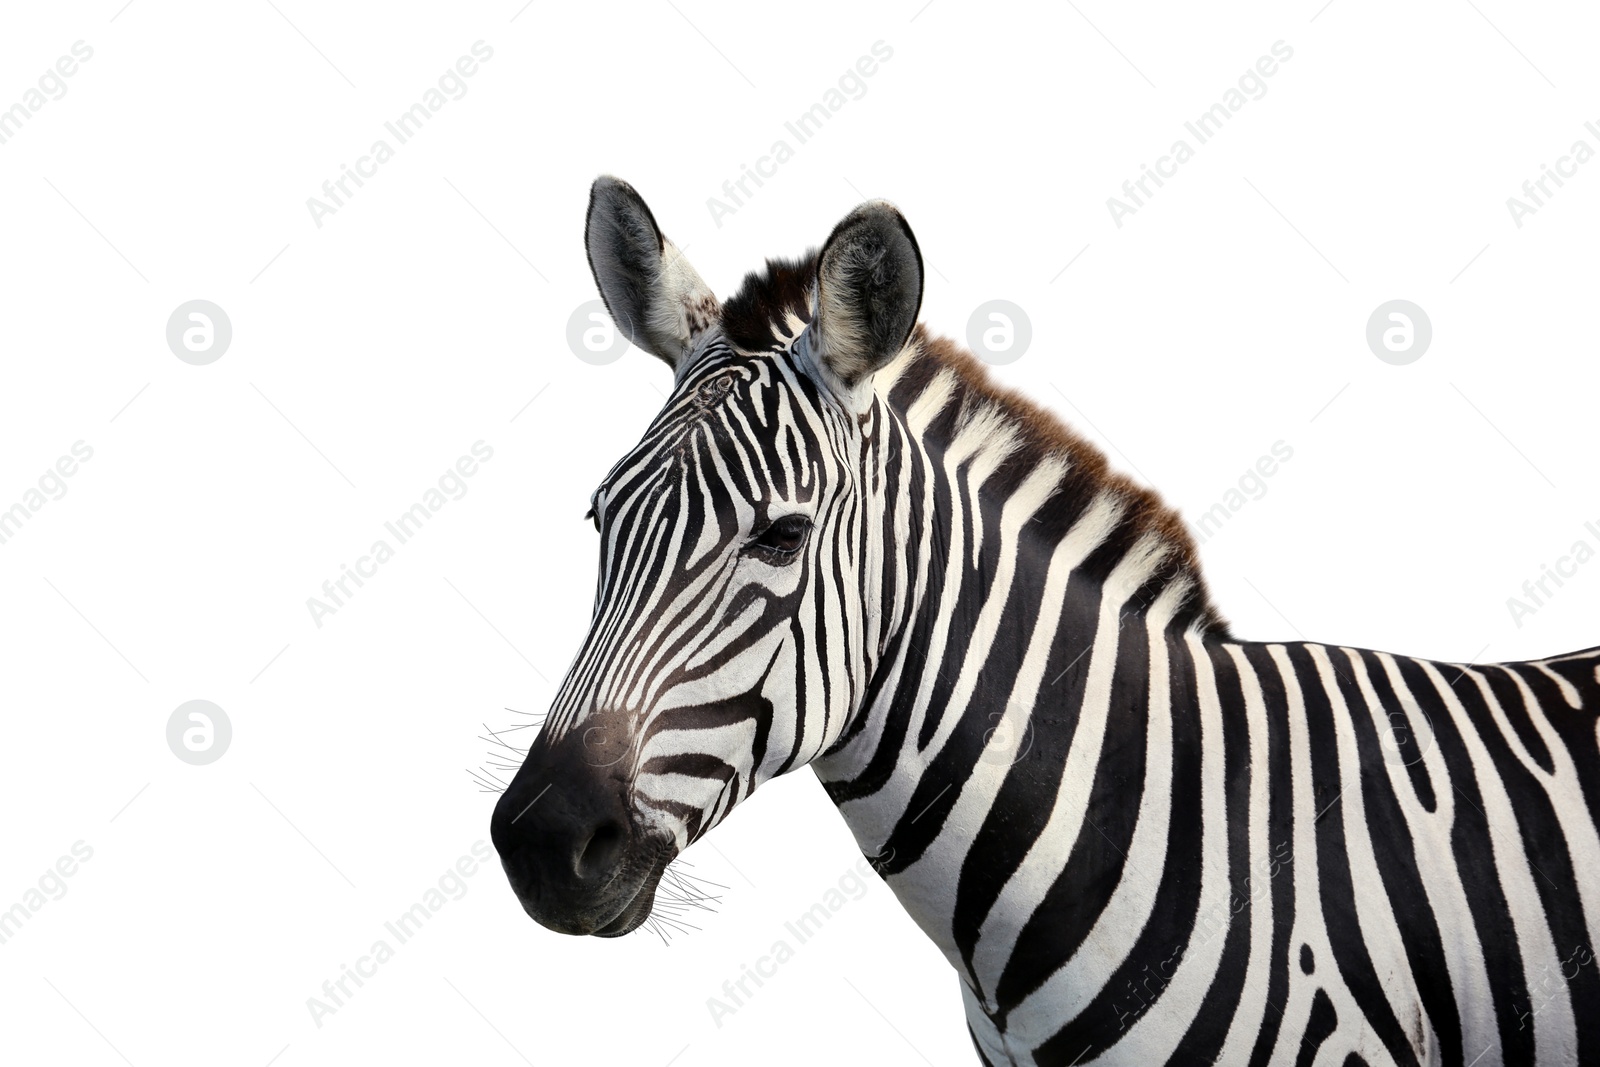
[1532,661,1582,709]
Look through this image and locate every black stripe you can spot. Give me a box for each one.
[1244,642,1296,1067]
[1293,988,1337,1067]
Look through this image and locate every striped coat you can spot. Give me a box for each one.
[491,178,1600,1066]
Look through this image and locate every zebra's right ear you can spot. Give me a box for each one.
[584,176,720,371]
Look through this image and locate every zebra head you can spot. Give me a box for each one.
[491,177,923,936]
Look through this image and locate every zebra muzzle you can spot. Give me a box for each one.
[489,737,669,937]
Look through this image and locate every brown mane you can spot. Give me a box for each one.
[718,255,1230,638]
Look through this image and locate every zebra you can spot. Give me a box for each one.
[489,176,1600,1066]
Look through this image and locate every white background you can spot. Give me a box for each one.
[1,1,1596,1064]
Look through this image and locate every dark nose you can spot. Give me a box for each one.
[490,750,634,933]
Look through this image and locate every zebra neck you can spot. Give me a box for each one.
[814,388,1209,992]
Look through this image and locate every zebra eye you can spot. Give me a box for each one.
[750,514,811,558]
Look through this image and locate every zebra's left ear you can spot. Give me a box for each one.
[805,200,924,404]
[585,176,720,371]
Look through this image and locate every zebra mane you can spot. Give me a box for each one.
[720,254,1231,638]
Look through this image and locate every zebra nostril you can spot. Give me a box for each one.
[575,820,627,880]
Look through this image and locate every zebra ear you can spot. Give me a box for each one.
[808,200,924,395]
[585,176,720,370]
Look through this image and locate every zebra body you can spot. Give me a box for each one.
[490,178,1600,1066]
